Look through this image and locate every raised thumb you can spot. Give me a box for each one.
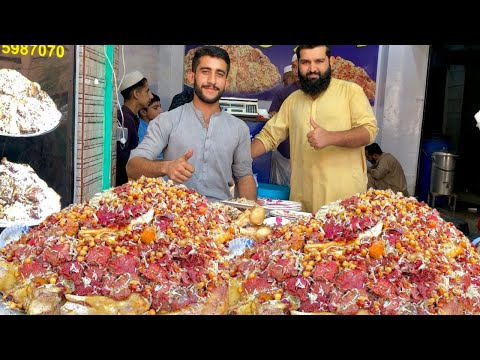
[183,149,193,161]
[310,117,319,129]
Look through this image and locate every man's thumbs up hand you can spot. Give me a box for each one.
[167,149,195,183]
[306,118,329,150]
[183,149,193,161]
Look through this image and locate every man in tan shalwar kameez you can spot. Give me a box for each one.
[251,45,378,214]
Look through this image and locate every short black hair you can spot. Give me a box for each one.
[139,93,161,116]
[148,93,160,106]
[192,45,230,76]
[365,143,383,155]
[296,45,331,60]
[120,78,148,100]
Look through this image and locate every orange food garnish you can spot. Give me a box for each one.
[427,219,437,228]
[258,292,273,302]
[33,276,48,286]
[141,227,156,244]
[197,204,207,215]
[369,240,385,259]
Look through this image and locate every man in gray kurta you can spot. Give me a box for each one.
[126,45,257,202]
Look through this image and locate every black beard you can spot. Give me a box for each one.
[194,81,224,104]
[299,66,331,97]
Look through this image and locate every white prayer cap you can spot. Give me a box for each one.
[283,65,292,74]
[119,70,145,91]
[291,53,297,62]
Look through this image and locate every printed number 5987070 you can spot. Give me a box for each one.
[1,45,65,58]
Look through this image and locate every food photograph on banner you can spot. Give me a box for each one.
[0,45,76,229]
[184,45,379,104]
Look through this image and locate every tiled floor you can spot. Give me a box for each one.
[425,189,480,240]
[437,206,479,240]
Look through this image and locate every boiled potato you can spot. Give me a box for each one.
[235,209,252,228]
[255,226,271,241]
[249,206,266,226]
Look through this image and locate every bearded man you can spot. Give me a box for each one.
[251,45,378,213]
[127,45,257,202]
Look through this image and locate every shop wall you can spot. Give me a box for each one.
[75,45,119,204]
[374,45,430,196]
[119,45,185,111]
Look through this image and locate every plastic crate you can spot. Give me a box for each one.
[257,183,290,200]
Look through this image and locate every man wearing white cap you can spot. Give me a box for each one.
[116,70,153,186]
[269,53,300,118]
[283,65,295,87]
[267,53,300,186]
[127,46,257,202]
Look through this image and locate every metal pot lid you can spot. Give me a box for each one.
[432,151,458,157]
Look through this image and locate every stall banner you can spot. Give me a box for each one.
[184,45,379,104]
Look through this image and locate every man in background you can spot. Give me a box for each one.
[269,53,300,118]
[282,65,295,87]
[267,53,300,186]
[116,70,153,186]
[251,45,378,213]
[365,143,408,196]
[168,83,194,111]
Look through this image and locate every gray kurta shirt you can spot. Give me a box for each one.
[128,102,253,202]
